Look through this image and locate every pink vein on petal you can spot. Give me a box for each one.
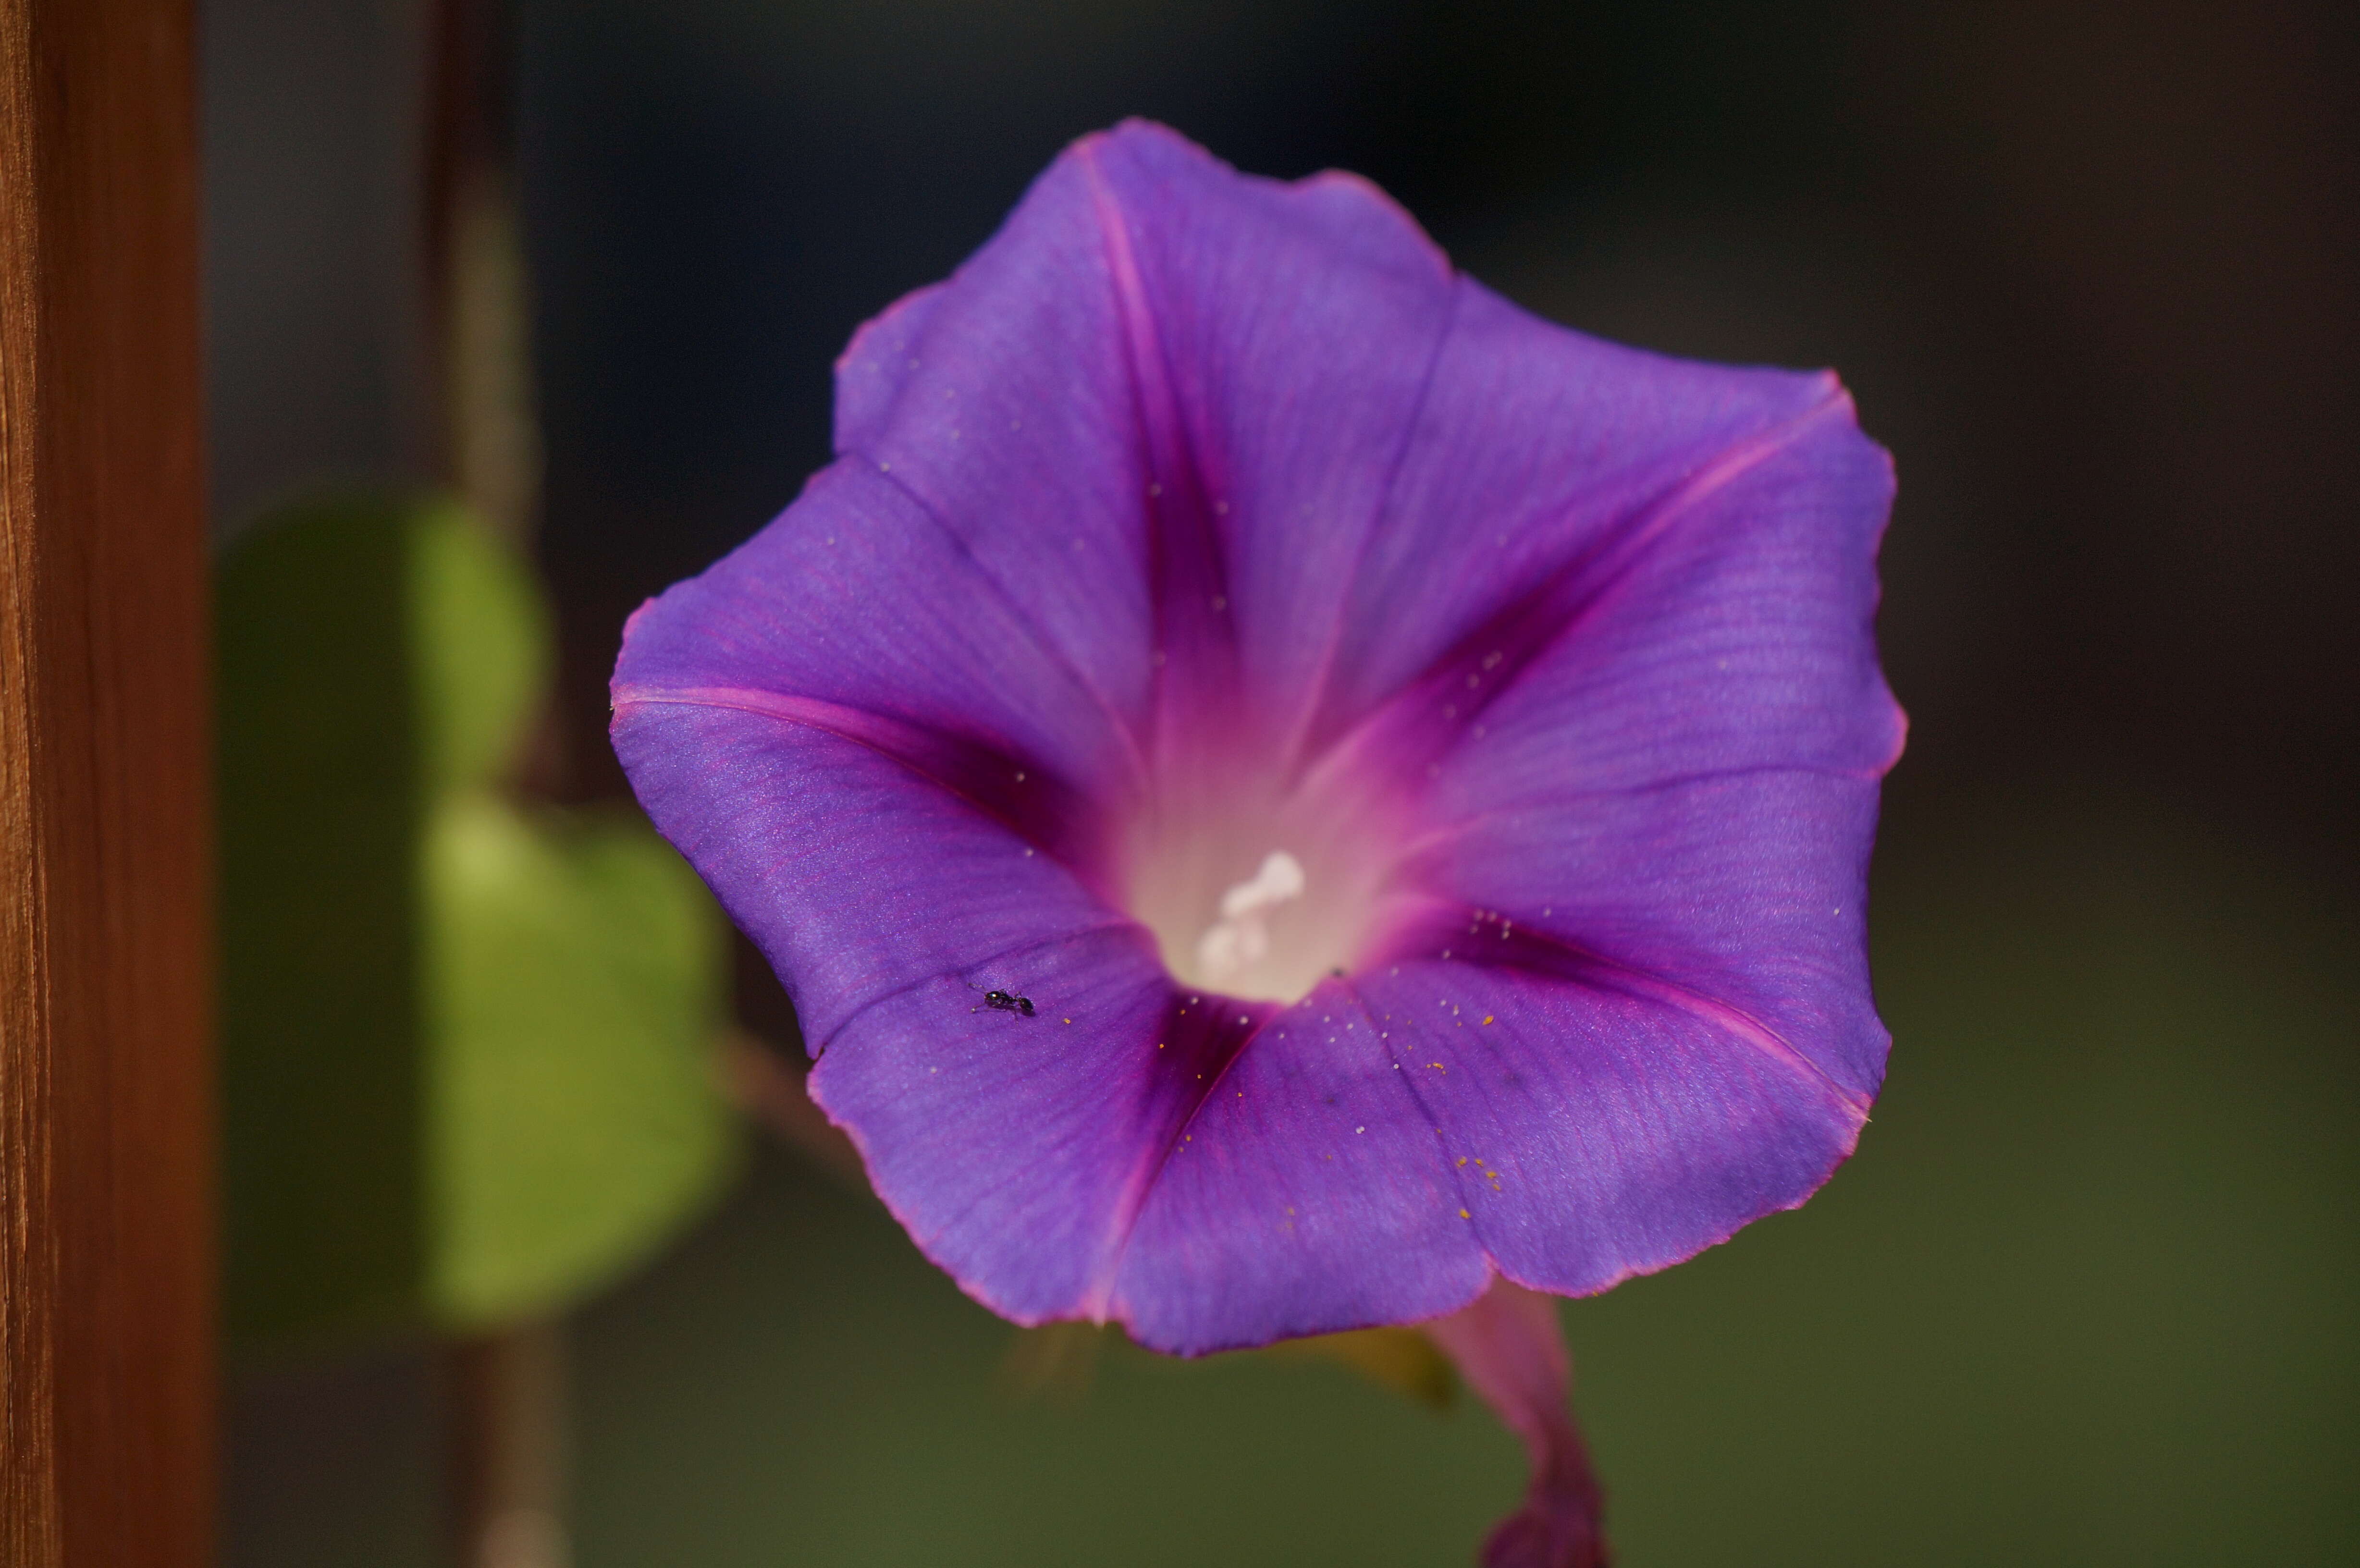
[1076,134,1240,757]
[612,683,1105,869]
[1294,382,1859,805]
[1377,895,1874,1124]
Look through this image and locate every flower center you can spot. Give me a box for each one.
[1193,849,1307,984]
[1122,771,1406,1003]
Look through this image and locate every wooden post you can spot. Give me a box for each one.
[0,1,216,1564]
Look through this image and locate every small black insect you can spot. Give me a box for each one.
[971,988,1036,1017]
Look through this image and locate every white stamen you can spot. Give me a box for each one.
[1194,850,1306,983]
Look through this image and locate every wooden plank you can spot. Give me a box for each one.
[0,0,215,1564]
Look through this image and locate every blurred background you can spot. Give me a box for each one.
[208,1,2358,1563]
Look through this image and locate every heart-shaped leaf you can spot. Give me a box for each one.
[219,493,738,1349]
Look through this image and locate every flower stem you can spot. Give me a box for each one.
[444,1321,571,1568]
[1424,1278,1612,1568]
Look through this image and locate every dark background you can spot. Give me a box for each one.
[209,1,2359,1563]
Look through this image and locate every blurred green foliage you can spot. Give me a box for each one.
[424,794,734,1326]
[218,495,738,1349]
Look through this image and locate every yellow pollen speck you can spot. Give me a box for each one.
[1482,1015,1494,1025]
[1456,1157,1467,1166]
[1460,1209,1471,1219]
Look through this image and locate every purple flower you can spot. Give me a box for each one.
[612,120,1899,1556]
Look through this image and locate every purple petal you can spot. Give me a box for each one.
[823,135,1157,751]
[1391,772,1890,1120]
[613,461,1145,882]
[1303,282,1882,751]
[613,691,1238,1327]
[1107,978,1489,1351]
[1424,1277,1610,1568]
[609,702,1118,1048]
[1332,932,1867,1302]
[1070,127,1455,756]
[832,120,1460,762]
[810,929,1275,1326]
[1328,362,1905,799]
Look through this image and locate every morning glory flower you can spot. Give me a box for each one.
[613,120,1900,1557]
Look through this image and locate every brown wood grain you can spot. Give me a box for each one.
[0,0,216,1564]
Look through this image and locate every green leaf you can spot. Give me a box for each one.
[406,499,549,797]
[219,492,737,1351]
[424,793,738,1328]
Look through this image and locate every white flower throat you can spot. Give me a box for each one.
[1125,776,1405,1002]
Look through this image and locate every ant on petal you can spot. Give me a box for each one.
[968,983,1036,1017]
